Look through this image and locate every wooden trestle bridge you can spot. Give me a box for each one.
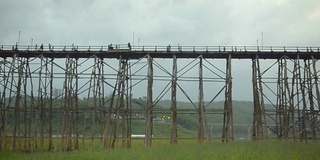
[0,44,319,152]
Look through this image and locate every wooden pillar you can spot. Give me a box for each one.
[11,54,22,151]
[307,58,317,141]
[0,58,7,151]
[290,58,299,141]
[276,58,291,139]
[300,60,308,142]
[101,62,118,149]
[252,57,262,139]
[39,56,45,150]
[257,57,267,139]
[126,60,132,148]
[111,56,124,148]
[48,58,54,151]
[61,55,76,151]
[312,57,320,117]
[23,58,28,151]
[312,57,320,141]
[222,54,233,142]
[90,57,98,150]
[145,54,153,147]
[198,55,205,143]
[120,60,127,148]
[171,54,178,145]
[74,58,79,150]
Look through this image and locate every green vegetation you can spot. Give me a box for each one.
[1,140,319,160]
[2,95,265,139]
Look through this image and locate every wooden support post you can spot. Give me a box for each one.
[126,60,132,148]
[61,55,76,151]
[74,58,79,150]
[290,58,299,141]
[295,56,304,141]
[101,67,118,149]
[67,58,73,151]
[198,55,205,143]
[90,57,98,150]
[23,58,28,151]
[252,58,259,139]
[11,55,22,151]
[251,54,268,140]
[30,64,36,153]
[145,54,153,147]
[0,58,9,151]
[120,60,126,148]
[307,58,316,141]
[277,58,291,139]
[300,60,308,142]
[48,58,53,151]
[7,56,17,150]
[39,56,45,150]
[111,56,123,148]
[0,59,5,150]
[312,57,320,114]
[312,56,320,141]
[252,57,262,139]
[257,57,267,139]
[222,54,233,142]
[171,54,178,145]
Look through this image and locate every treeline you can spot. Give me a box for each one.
[3,94,259,137]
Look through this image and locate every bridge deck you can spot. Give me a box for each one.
[1,45,320,59]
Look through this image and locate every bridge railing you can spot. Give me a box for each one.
[1,44,319,53]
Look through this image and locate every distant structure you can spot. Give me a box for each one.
[0,44,319,152]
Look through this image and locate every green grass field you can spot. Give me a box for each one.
[1,140,319,160]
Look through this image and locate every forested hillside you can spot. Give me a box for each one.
[4,95,264,139]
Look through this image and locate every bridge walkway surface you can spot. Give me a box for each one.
[1,44,320,59]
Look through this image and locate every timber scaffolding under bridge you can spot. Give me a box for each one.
[0,44,320,152]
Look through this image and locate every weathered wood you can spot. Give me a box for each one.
[307,59,316,141]
[277,58,290,139]
[312,57,320,141]
[49,58,54,151]
[101,75,118,149]
[74,58,79,150]
[23,58,28,150]
[90,57,98,150]
[1,47,320,152]
[300,60,308,142]
[11,53,22,151]
[171,54,178,145]
[290,58,298,141]
[0,57,10,151]
[294,55,301,140]
[198,55,205,143]
[257,56,268,139]
[2,48,320,59]
[312,57,320,115]
[120,60,127,148]
[145,54,153,147]
[222,53,233,142]
[39,56,44,150]
[111,56,123,148]
[126,60,132,148]
[252,57,262,139]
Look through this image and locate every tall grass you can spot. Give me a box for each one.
[1,140,319,160]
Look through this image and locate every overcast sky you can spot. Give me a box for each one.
[1,0,319,46]
[1,0,320,101]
